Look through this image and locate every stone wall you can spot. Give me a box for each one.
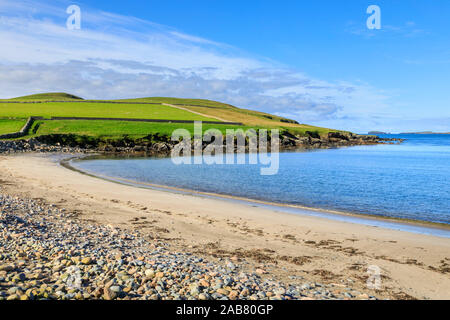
[50,116,242,126]
[0,116,243,141]
[0,117,40,140]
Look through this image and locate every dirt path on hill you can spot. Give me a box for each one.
[162,103,231,122]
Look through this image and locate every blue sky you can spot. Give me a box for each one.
[0,0,449,133]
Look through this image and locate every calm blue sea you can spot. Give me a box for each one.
[72,134,450,225]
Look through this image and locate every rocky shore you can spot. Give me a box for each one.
[0,139,88,154]
[0,132,402,155]
[0,190,378,300]
[280,131,403,150]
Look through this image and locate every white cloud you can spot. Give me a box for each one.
[0,0,396,132]
[346,20,429,39]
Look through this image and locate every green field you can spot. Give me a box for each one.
[0,102,216,121]
[30,120,253,139]
[117,97,299,125]
[0,119,26,134]
[0,92,340,140]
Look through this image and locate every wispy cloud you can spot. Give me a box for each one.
[0,0,395,132]
[346,20,429,38]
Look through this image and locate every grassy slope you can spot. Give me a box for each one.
[0,93,339,139]
[29,120,253,140]
[0,119,26,134]
[0,102,216,121]
[117,97,334,135]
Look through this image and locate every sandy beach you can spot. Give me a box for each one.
[1,153,449,299]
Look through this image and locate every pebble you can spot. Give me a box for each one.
[0,191,378,300]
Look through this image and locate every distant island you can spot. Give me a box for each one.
[368,131,390,135]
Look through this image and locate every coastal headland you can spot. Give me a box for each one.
[0,92,401,155]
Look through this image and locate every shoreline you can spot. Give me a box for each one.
[1,153,450,299]
[64,155,450,238]
[0,130,403,155]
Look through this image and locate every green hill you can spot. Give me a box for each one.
[5,92,84,101]
[0,92,340,140]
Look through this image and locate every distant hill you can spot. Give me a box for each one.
[368,131,390,135]
[6,92,84,101]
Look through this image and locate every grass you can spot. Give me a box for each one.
[0,102,217,121]
[118,97,294,123]
[0,119,27,134]
[0,92,342,140]
[117,97,236,108]
[29,120,255,139]
[115,97,336,135]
